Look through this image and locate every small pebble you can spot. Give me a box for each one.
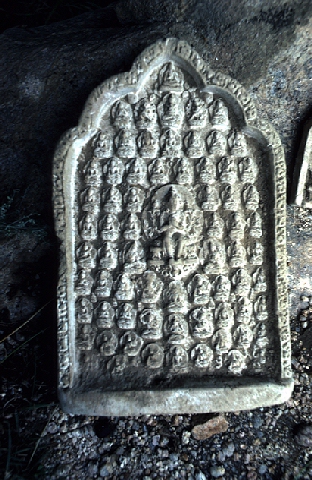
[210,466,225,477]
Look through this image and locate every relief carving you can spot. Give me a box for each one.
[54,39,291,414]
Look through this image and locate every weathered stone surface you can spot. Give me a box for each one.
[192,415,229,440]
[54,38,292,415]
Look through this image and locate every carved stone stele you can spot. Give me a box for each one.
[53,38,293,415]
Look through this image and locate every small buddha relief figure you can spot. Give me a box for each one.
[247,211,262,238]
[103,157,124,185]
[248,241,263,266]
[102,186,122,213]
[139,309,163,340]
[212,326,232,369]
[76,242,96,269]
[96,301,114,329]
[185,91,208,129]
[191,344,213,368]
[94,270,113,298]
[159,62,184,93]
[81,186,100,213]
[190,274,211,305]
[140,271,163,304]
[84,159,102,186]
[227,212,245,240]
[97,330,118,356]
[190,307,214,339]
[120,331,143,357]
[99,213,119,241]
[78,324,94,351]
[163,280,188,313]
[160,129,181,157]
[231,268,250,298]
[184,131,204,158]
[228,130,248,156]
[94,131,113,159]
[252,267,267,294]
[167,345,188,372]
[195,157,215,184]
[235,296,252,325]
[216,303,234,329]
[209,98,230,130]
[79,213,97,241]
[174,157,194,185]
[217,156,236,184]
[227,241,246,269]
[76,269,93,296]
[203,240,226,274]
[159,92,183,128]
[111,99,134,129]
[213,275,231,303]
[204,212,224,239]
[115,129,136,158]
[238,157,258,183]
[134,94,158,129]
[198,185,220,211]
[117,303,137,329]
[206,130,227,155]
[254,295,268,322]
[124,187,145,212]
[115,273,135,301]
[220,184,238,211]
[123,241,146,274]
[253,323,268,371]
[164,313,188,344]
[107,354,128,374]
[76,297,92,323]
[137,130,158,158]
[242,184,259,210]
[126,157,148,187]
[142,343,164,368]
[149,158,170,186]
[228,349,247,375]
[122,213,141,240]
[99,242,117,270]
[233,323,253,352]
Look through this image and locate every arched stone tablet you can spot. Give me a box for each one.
[53,38,293,415]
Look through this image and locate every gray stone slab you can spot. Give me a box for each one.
[53,38,293,415]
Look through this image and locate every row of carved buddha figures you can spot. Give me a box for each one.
[76,271,268,324]
[77,294,268,338]
[75,237,264,283]
[93,126,248,159]
[76,259,267,305]
[78,188,260,243]
[108,83,230,132]
[77,316,268,374]
[78,323,267,375]
[82,154,258,189]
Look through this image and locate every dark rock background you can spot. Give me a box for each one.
[1,1,312,478]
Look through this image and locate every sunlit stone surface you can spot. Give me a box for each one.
[53,39,292,415]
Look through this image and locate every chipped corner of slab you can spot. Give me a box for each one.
[53,38,292,415]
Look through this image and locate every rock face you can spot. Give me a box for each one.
[0,0,311,386]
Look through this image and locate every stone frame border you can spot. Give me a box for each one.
[53,38,292,414]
